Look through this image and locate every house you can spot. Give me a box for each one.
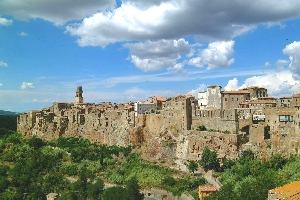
[198,184,218,200]
[268,181,300,200]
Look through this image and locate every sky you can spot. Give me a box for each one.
[1,0,300,112]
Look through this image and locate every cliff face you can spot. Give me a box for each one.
[17,97,241,169]
[18,102,134,146]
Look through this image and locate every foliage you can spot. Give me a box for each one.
[196,125,207,131]
[206,151,300,200]
[199,147,220,171]
[0,131,204,199]
[0,115,17,131]
[102,186,129,200]
[126,177,144,200]
[186,160,198,174]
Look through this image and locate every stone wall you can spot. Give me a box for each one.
[176,131,240,162]
[18,102,135,146]
[192,109,238,134]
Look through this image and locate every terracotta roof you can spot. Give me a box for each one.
[270,181,300,199]
[199,184,218,192]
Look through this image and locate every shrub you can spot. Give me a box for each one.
[200,147,220,171]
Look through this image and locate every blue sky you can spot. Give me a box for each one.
[1,0,300,112]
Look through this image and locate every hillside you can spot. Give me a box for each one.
[0,110,18,131]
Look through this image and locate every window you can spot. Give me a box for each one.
[225,98,227,101]
[279,115,293,122]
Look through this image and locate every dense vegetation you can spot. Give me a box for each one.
[0,130,204,199]
[206,150,300,200]
[0,112,17,131]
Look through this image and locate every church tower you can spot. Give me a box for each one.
[75,86,84,104]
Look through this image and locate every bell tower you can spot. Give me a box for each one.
[75,86,84,104]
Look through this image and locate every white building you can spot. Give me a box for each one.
[198,91,208,109]
[197,86,222,110]
[134,101,156,116]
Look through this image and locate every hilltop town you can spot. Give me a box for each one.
[17,85,300,170]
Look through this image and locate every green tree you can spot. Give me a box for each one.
[206,183,238,200]
[240,150,255,161]
[200,147,220,171]
[186,160,198,174]
[102,186,129,200]
[73,167,90,199]
[126,177,144,200]
[222,157,235,170]
[87,178,104,200]
[28,136,45,149]
[267,154,287,170]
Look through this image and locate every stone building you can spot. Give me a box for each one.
[240,86,268,99]
[207,85,222,109]
[17,85,300,169]
[196,86,222,110]
[277,97,292,108]
[240,97,277,109]
[75,86,84,104]
[221,90,250,109]
[198,185,218,200]
[134,101,156,116]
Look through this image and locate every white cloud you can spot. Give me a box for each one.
[0,60,8,68]
[0,83,3,87]
[283,41,300,79]
[224,78,239,91]
[19,32,28,37]
[276,59,289,69]
[189,41,235,68]
[222,41,300,97]
[21,82,35,90]
[0,17,12,26]
[125,39,190,71]
[187,84,207,96]
[0,0,115,25]
[225,70,300,97]
[67,0,300,46]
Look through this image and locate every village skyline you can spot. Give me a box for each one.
[1,0,300,112]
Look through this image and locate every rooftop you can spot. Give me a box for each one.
[269,181,300,199]
[198,184,218,192]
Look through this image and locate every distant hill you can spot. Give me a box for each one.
[0,110,19,116]
[0,110,18,131]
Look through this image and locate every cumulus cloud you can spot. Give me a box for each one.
[224,71,300,97]
[21,82,35,90]
[189,41,235,68]
[283,41,300,79]
[0,61,8,68]
[125,39,190,71]
[187,84,207,96]
[0,17,12,26]
[0,0,115,24]
[67,0,300,46]
[222,40,300,96]
[224,78,239,91]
